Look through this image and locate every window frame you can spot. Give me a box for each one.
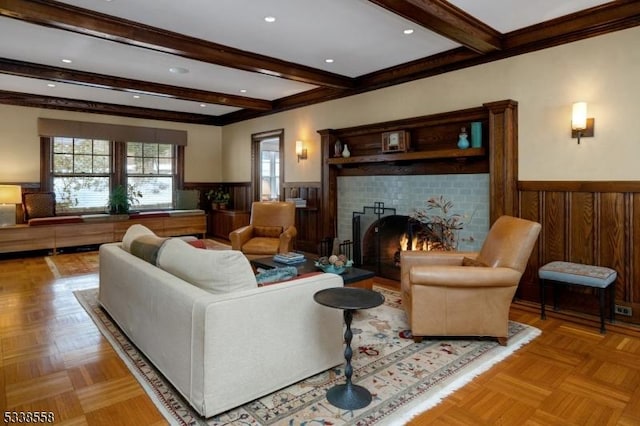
[41,137,185,214]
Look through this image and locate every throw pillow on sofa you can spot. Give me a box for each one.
[129,234,169,265]
[122,224,154,252]
[157,238,257,294]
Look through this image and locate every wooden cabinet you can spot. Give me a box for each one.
[209,209,249,240]
[0,213,206,254]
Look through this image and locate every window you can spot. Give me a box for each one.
[251,130,283,202]
[45,138,183,213]
[126,142,175,209]
[52,137,111,213]
[260,142,280,201]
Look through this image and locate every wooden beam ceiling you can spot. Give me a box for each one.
[0,0,353,89]
[0,58,273,110]
[368,0,503,54]
[0,0,639,126]
[0,89,220,125]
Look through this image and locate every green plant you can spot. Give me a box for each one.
[410,196,466,251]
[206,187,230,204]
[108,184,142,214]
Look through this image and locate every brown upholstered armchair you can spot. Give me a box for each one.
[400,215,541,345]
[229,201,297,258]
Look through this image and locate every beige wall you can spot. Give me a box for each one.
[0,105,222,183]
[222,26,640,182]
[1,26,638,185]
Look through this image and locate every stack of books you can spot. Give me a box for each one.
[274,252,306,264]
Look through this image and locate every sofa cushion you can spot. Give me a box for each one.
[157,238,257,294]
[129,234,169,264]
[253,225,283,238]
[28,216,83,226]
[122,224,155,252]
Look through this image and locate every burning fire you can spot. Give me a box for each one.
[399,233,433,251]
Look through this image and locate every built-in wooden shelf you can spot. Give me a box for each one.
[326,147,486,165]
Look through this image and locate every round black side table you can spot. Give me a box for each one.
[313,287,385,410]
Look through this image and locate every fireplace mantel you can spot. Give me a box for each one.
[318,99,518,239]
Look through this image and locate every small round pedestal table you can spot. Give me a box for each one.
[313,287,385,410]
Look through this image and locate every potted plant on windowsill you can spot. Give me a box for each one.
[206,187,231,210]
[108,184,143,217]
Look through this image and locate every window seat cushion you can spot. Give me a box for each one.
[28,216,84,226]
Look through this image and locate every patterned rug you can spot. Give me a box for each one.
[74,286,540,425]
[46,250,100,277]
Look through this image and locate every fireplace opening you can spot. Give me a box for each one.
[353,202,451,281]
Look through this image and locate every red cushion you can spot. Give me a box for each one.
[28,216,83,226]
[187,239,207,249]
[129,211,171,218]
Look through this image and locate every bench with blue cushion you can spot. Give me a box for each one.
[539,261,617,333]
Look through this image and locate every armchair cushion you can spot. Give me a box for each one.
[254,225,283,238]
[462,256,487,267]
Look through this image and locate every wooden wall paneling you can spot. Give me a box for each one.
[568,192,595,265]
[518,181,640,325]
[283,182,321,253]
[542,191,567,264]
[517,190,541,301]
[485,100,518,223]
[629,194,640,320]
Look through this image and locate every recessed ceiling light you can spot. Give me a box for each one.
[200,104,207,108]
[169,67,189,74]
[264,16,276,23]
[61,58,72,64]
[47,83,56,88]
[403,29,414,35]
[133,95,140,99]
[325,58,334,63]
[240,89,247,93]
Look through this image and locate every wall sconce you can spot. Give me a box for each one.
[571,102,595,144]
[0,185,22,227]
[295,140,307,162]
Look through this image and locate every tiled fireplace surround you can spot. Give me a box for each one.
[336,173,490,253]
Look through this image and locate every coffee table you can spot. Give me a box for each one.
[313,287,385,410]
[251,255,375,289]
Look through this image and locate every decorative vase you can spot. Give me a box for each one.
[334,139,343,157]
[471,122,482,148]
[457,127,469,149]
[342,144,351,158]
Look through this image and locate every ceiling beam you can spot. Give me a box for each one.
[368,0,502,54]
[0,0,353,89]
[0,89,220,125]
[0,58,273,110]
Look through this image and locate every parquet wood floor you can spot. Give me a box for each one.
[1,251,639,425]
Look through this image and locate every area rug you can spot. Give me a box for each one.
[46,250,100,278]
[74,286,540,425]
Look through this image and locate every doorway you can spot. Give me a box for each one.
[251,129,284,202]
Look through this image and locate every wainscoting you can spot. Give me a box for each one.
[518,181,640,325]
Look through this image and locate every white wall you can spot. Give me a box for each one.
[0,105,223,183]
[221,26,640,182]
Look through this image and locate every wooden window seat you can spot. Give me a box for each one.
[0,209,206,254]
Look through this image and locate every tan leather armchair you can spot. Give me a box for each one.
[230,201,297,258]
[400,215,541,345]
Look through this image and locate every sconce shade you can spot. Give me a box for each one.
[572,102,588,130]
[0,185,22,204]
[295,140,307,162]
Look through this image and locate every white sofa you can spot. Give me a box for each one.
[98,241,344,417]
